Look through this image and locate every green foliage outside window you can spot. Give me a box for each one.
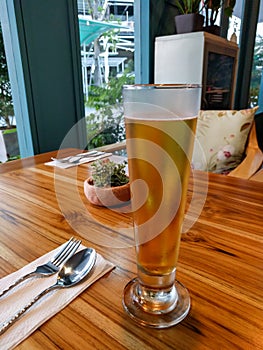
[85,65,134,149]
[249,34,263,107]
[0,25,14,129]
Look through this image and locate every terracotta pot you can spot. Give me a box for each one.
[175,13,204,34]
[84,177,131,207]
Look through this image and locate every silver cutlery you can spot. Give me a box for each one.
[51,151,106,164]
[0,248,96,335]
[0,237,81,298]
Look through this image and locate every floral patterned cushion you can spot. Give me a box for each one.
[192,107,258,174]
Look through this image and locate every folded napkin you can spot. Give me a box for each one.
[0,244,115,350]
[45,152,112,169]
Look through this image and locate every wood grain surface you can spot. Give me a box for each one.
[0,150,262,349]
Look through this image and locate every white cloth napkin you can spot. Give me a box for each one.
[45,152,112,169]
[0,244,115,350]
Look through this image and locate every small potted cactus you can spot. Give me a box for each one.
[84,159,130,207]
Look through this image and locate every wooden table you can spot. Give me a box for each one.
[0,150,263,349]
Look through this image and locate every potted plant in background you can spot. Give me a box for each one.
[203,0,236,35]
[84,159,130,207]
[0,24,19,163]
[174,0,204,34]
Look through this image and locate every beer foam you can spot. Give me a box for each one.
[124,114,197,121]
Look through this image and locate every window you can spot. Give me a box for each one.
[77,0,135,149]
[249,0,263,111]
[228,0,263,110]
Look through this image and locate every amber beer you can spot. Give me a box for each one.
[123,84,201,328]
[125,116,197,285]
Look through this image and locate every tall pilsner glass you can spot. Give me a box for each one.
[122,84,201,328]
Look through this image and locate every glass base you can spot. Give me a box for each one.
[122,278,190,329]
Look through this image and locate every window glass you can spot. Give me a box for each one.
[0,23,20,162]
[249,1,263,110]
[228,1,242,43]
[228,0,263,110]
[77,0,135,150]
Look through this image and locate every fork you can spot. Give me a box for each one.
[0,237,81,298]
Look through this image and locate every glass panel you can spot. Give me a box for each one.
[249,0,263,111]
[77,0,135,150]
[228,0,263,110]
[228,0,243,43]
[0,23,20,162]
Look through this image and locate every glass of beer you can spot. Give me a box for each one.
[122,84,201,328]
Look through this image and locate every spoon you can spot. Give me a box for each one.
[0,248,96,335]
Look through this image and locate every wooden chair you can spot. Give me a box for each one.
[228,120,263,180]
